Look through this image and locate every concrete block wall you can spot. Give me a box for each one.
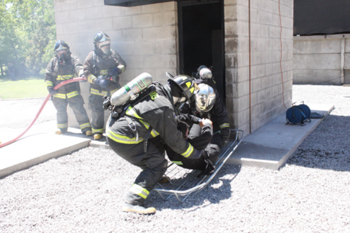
[224,0,293,134]
[294,34,350,85]
[54,0,178,128]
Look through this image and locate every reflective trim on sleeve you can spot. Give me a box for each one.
[80,122,91,130]
[67,91,79,99]
[129,184,149,199]
[90,88,108,96]
[57,123,68,129]
[92,128,104,134]
[88,74,96,83]
[46,80,53,87]
[181,143,194,158]
[57,74,76,81]
[99,69,108,75]
[53,93,67,99]
[106,129,144,144]
[219,123,230,129]
[172,161,184,166]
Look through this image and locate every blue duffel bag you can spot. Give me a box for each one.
[286,103,311,125]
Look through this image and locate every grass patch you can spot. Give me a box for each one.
[0,76,48,100]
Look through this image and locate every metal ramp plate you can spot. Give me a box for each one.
[154,129,244,202]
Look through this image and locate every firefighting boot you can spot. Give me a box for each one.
[55,129,67,135]
[94,133,102,140]
[85,130,92,136]
[122,203,156,215]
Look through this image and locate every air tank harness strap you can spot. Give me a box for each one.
[125,116,153,153]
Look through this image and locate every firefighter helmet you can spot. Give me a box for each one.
[54,40,70,61]
[168,75,199,104]
[197,65,213,79]
[94,31,111,55]
[195,83,216,113]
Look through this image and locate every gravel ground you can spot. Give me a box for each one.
[1,84,350,233]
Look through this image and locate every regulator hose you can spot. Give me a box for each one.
[0,77,87,148]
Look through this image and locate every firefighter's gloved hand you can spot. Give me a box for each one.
[48,88,57,96]
[201,158,216,176]
[95,78,110,88]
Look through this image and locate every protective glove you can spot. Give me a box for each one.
[95,78,110,89]
[48,87,57,96]
[197,151,216,177]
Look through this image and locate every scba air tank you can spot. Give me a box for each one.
[110,72,153,106]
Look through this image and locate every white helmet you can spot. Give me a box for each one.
[195,83,216,113]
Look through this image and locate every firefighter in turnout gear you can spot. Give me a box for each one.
[83,31,127,140]
[166,66,230,175]
[45,40,92,135]
[106,74,204,214]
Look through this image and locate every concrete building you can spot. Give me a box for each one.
[293,0,350,85]
[54,0,293,136]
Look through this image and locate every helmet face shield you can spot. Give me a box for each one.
[94,32,111,55]
[195,84,216,113]
[54,40,70,61]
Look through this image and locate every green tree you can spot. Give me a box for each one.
[0,0,56,77]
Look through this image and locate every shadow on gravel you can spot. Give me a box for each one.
[148,164,241,211]
[286,115,350,172]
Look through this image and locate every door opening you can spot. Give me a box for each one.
[178,0,226,102]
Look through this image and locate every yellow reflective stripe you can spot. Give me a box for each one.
[99,69,108,75]
[125,106,143,120]
[92,128,104,134]
[46,80,53,87]
[181,143,194,158]
[219,123,230,129]
[139,120,159,137]
[57,123,68,129]
[90,88,108,96]
[67,91,79,99]
[129,184,149,199]
[172,161,183,166]
[53,93,66,99]
[110,88,119,96]
[57,74,75,80]
[107,129,144,144]
[88,74,96,83]
[80,122,91,129]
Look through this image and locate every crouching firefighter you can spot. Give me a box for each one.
[45,40,92,135]
[104,73,205,214]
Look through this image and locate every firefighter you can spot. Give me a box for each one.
[106,75,208,214]
[193,65,230,146]
[83,31,127,140]
[45,40,92,135]
[166,83,223,174]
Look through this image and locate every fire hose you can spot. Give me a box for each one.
[0,77,87,148]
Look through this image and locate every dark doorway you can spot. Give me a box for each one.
[178,0,225,102]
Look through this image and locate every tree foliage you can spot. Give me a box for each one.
[0,0,56,77]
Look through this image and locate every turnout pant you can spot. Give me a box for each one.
[52,95,91,133]
[107,137,168,206]
[89,94,105,135]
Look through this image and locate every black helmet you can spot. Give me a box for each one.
[94,31,111,55]
[168,75,199,104]
[54,40,70,62]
